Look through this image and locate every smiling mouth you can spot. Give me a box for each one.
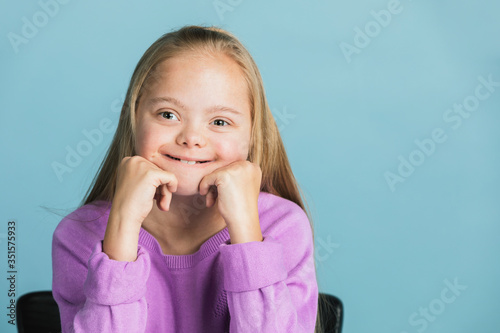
[165,154,211,165]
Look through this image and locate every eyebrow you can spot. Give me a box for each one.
[147,96,243,116]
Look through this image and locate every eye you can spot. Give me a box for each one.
[159,111,179,121]
[212,119,229,126]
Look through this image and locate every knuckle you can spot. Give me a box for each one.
[219,172,230,184]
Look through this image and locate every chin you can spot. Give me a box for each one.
[173,187,200,196]
[172,179,204,197]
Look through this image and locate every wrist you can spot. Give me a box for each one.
[227,215,262,244]
[103,212,142,262]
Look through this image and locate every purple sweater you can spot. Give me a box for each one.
[52,191,318,332]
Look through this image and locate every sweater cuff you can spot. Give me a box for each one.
[219,235,287,292]
[83,241,151,306]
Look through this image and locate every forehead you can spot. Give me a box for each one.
[138,53,251,115]
[147,53,248,94]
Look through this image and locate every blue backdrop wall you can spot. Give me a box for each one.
[1,1,499,332]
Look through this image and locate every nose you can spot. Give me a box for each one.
[176,123,207,148]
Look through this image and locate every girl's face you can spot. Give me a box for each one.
[135,53,252,196]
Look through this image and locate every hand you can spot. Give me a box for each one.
[103,156,178,261]
[199,160,263,244]
[111,156,178,225]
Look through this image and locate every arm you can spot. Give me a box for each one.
[219,207,318,332]
[52,221,150,333]
[52,157,177,332]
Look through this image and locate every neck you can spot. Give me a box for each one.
[142,193,227,254]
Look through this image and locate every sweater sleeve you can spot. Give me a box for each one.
[52,224,151,333]
[219,205,319,332]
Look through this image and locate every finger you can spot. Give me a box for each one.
[206,186,218,207]
[164,173,178,194]
[154,171,177,211]
[206,186,214,207]
[158,184,172,211]
[155,170,178,194]
[154,187,161,202]
[199,178,209,196]
[199,171,217,196]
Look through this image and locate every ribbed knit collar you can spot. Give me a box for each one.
[138,225,231,269]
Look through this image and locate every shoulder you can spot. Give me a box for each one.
[52,200,112,304]
[52,200,111,255]
[257,191,313,249]
[257,191,310,230]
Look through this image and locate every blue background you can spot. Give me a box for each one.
[1,0,499,332]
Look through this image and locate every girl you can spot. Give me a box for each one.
[52,25,322,332]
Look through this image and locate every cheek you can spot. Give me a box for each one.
[135,124,162,156]
[215,139,250,161]
[135,126,150,155]
[134,130,145,155]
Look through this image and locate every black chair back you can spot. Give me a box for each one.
[16,291,61,333]
[318,292,344,333]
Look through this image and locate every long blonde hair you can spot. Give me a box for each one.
[80,25,326,332]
